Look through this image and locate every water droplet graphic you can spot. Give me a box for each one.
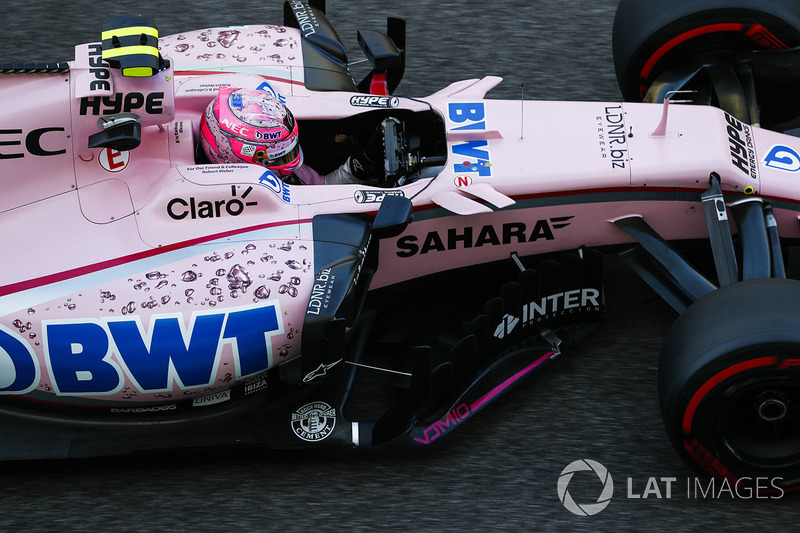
[182,270,198,282]
[254,286,270,299]
[217,29,240,48]
[227,264,252,292]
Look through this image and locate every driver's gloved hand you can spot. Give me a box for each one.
[347,123,385,182]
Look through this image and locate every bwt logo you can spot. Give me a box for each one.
[448,102,492,178]
[557,459,614,516]
[764,144,800,173]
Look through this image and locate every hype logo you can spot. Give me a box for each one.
[764,145,800,173]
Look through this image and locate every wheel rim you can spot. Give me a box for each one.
[717,378,800,466]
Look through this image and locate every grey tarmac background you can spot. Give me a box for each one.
[1,0,799,531]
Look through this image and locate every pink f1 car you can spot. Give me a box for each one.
[2,0,800,489]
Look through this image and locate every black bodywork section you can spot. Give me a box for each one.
[283,0,406,93]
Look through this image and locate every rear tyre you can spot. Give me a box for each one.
[612,0,800,107]
[659,278,800,490]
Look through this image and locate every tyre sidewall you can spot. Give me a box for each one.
[613,0,800,100]
[660,279,800,484]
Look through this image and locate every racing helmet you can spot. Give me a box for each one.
[200,87,303,175]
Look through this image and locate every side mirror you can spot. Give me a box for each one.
[371,194,412,239]
[357,30,401,73]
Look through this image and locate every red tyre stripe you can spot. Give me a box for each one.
[681,356,777,434]
[637,22,791,98]
[639,23,745,97]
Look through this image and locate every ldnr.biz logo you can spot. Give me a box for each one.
[557,459,614,516]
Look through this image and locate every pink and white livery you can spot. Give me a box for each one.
[2,0,800,492]
[200,87,303,174]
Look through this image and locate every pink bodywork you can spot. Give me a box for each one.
[1,23,799,406]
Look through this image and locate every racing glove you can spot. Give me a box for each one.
[347,122,386,182]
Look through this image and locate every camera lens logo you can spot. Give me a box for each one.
[557,459,614,516]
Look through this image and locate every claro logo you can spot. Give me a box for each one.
[167,185,257,220]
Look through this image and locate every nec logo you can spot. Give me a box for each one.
[350,95,399,108]
[0,128,66,159]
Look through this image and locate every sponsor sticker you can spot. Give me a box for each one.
[395,217,573,257]
[167,185,258,220]
[763,145,800,173]
[0,302,282,396]
[596,105,628,169]
[354,189,405,204]
[0,127,66,160]
[258,170,291,202]
[99,147,130,172]
[192,389,231,407]
[349,95,399,108]
[725,112,758,179]
[448,102,492,178]
[291,401,336,442]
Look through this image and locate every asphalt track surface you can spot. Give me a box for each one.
[2,0,800,531]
